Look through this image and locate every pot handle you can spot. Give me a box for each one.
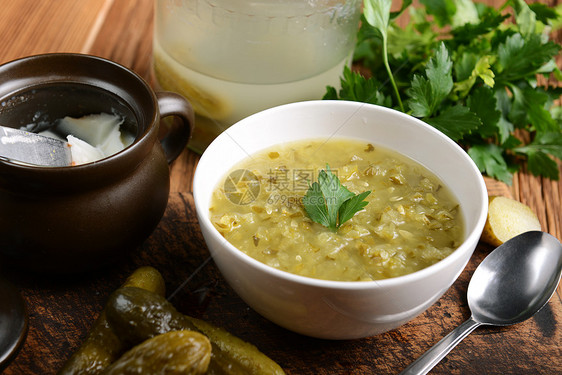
[156,91,195,164]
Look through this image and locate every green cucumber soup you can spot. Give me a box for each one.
[210,139,464,281]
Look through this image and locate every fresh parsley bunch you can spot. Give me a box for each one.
[324,0,562,184]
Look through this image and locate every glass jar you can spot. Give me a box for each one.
[153,0,362,153]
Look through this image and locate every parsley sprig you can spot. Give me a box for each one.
[303,165,371,232]
[324,0,562,184]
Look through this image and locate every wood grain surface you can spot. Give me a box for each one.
[3,193,562,375]
[0,0,561,374]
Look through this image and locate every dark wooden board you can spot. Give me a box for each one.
[3,193,561,374]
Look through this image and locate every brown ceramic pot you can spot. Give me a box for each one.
[0,53,194,273]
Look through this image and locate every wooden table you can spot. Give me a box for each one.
[1,1,561,374]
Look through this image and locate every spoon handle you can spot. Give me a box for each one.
[399,317,481,375]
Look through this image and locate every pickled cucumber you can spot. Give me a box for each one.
[57,267,166,375]
[103,330,211,375]
[105,287,286,375]
[185,316,284,375]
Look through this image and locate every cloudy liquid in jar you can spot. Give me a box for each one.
[153,0,361,153]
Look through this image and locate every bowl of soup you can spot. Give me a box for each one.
[193,100,488,339]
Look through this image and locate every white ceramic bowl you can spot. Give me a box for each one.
[193,100,488,339]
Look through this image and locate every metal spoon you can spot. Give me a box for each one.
[400,231,562,375]
[0,277,28,372]
[0,125,72,166]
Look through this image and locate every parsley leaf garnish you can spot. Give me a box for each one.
[325,0,562,184]
[303,165,371,232]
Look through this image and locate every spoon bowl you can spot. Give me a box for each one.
[0,125,72,167]
[469,231,562,326]
[401,231,562,374]
[0,278,28,372]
